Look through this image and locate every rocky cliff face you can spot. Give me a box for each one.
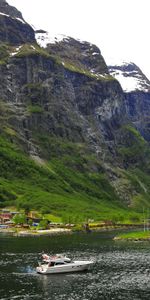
[34,33,127,158]
[0,0,35,45]
[0,14,126,162]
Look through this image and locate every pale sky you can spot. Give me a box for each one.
[8,0,150,80]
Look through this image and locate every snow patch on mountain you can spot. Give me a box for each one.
[0,11,25,23]
[10,45,22,56]
[0,11,9,17]
[15,17,25,24]
[109,61,150,93]
[35,31,70,48]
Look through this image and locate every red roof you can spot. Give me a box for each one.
[0,213,12,218]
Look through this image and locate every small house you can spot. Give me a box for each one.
[0,213,12,224]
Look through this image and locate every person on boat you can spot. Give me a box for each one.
[48,261,55,267]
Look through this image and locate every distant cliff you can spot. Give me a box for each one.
[109,61,150,141]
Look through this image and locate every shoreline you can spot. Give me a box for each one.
[114,230,150,241]
[114,237,150,241]
[0,228,72,237]
[0,225,145,237]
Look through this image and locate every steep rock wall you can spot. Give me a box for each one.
[0,51,126,161]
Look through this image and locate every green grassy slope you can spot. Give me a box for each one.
[0,134,141,223]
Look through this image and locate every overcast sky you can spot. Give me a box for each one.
[8,0,150,79]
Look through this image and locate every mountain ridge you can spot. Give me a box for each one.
[0,0,35,45]
[0,0,24,20]
[108,61,150,142]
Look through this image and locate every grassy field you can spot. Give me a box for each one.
[115,230,150,240]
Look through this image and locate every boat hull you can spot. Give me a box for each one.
[36,261,93,274]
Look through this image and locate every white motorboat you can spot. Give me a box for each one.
[36,253,94,274]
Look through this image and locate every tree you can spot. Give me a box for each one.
[38,219,48,229]
[13,214,26,225]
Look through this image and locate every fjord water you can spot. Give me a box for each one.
[0,232,150,300]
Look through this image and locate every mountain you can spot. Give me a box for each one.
[109,61,150,141]
[108,61,150,93]
[0,0,35,44]
[35,31,109,75]
[0,0,150,222]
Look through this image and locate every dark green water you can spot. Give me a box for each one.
[0,232,150,300]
